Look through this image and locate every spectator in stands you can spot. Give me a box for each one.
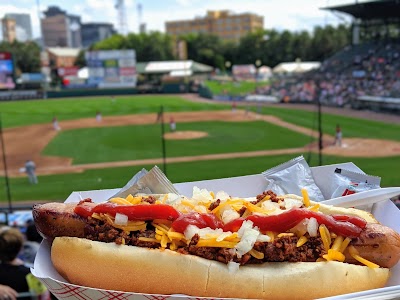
[334,124,342,147]
[0,226,33,299]
[24,160,38,185]
[22,221,42,267]
[0,284,18,300]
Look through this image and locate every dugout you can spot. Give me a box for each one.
[136,60,213,93]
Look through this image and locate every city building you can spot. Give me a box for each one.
[81,23,116,48]
[165,10,264,42]
[47,47,80,68]
[4,13,33,41]
[41,6,82,48]
[1,17,16,43]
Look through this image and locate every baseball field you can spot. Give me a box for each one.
[0,94,399,204]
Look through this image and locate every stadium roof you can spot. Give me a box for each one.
[47,47,81,57]
[136,60,213,75]
[322,0,400,20]
[272,61,321,74]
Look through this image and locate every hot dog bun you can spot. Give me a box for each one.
[52,236,390,300]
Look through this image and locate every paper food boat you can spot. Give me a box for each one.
[31,163,400,300]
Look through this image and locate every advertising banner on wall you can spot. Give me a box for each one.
[0,52,15,90]
[85,50,137,88]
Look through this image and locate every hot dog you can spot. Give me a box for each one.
[33,189,400,299]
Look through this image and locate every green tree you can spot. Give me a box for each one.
[0,41,41,75]
[93,32,174,62]
[181,33,225,69]
[74,49,86,67]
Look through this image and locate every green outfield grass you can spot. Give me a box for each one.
[0,95,228,128]
[0,154,399,202]
[254,106,400,141]
[42,121,313,164]
[205,80,258,96]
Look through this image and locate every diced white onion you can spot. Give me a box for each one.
[215,191,230,201]
[235,228,259,257]
[216,232,233,242]
[165,193,182,205]
[261,200,281,214]
[235,221,260,257]
[184,225,199,240]
[114,213,128,225]
[307,217,318,237]
[256,233,271,242]
[237,220,254,238]
[282,198,303,210]
[227,261,240,273]
[192,186,213,203]
[221,208,240,224]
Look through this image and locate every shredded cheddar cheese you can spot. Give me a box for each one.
[301,188,310,207]
[319,224,331,251]
[277,233,294,238]
[196,238,237,248]
[101,213,147,232]
[127,195,143,205]
[308,204,320,212]
[265,231,275,242]
[331,236,344,251]
[296,236,308,247]
[249,249,264,259]
[348,245,379,268]
[167,231,185,241]
[138,237,160,243]
[339,237,352,253]
[243,202,274,215]
[323,249,345,262]
[109,197,132,205]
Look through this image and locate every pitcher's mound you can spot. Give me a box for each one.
[164,131,208,140]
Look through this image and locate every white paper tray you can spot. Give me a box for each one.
[32,163,400,299]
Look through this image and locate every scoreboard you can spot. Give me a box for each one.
[0,52,15,90]
[85,50,136,89]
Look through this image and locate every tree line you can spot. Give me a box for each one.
[0,24,350,74]
[89,25,350,70]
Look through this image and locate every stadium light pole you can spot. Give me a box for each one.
[0,113,12,224]
[317,95,323,166]
[159,106,167,176]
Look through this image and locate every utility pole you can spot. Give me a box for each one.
[317,95,323,166]
[159,106,167,176]
[0,113,12,224]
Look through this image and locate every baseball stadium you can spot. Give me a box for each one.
[0,1,400,226]
[1,0,400,299]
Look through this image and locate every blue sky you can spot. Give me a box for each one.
[0,0,361,39]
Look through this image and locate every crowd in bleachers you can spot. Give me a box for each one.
[263,41,400,106]
[0,220,50,299]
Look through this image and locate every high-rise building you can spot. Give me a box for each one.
[41,6,82,48]
[81,23,116,48]
[1,17,16,43]
[165,10,264,42]
[4,13,33,41]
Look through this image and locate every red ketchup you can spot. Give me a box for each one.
[75,202,180,221]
